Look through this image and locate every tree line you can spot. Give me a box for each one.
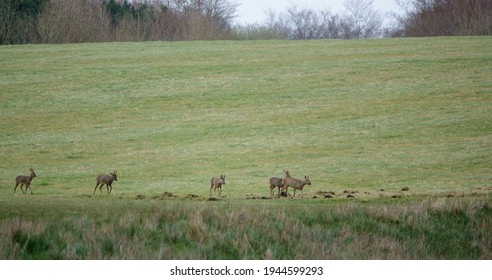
[1,0,238,44]
[1,0,491,44]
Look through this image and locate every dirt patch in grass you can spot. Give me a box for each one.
[152,192,177,199]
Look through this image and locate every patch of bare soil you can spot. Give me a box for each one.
[343,190,359,194]
[152,192,177,199]
[246,194,272,200]
[315,191,336,198]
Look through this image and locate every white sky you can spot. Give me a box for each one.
[233,0,402,24]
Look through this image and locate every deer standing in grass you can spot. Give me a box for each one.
[269,170,290,196]
[210,175,226,196]
[93,170,117,195]
[14,168,37,195]
[283,174,311,199]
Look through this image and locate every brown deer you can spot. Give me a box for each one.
[14,168,37,195]
[283,175,311,199]
[210,175,226,196]
[93,170,117,195]
[269,170,290,196]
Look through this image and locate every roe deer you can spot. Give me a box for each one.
[210,175,226,196]
[269,177,283,196]
[269,170,290,196]
[93,170,117,195]
[283,175,311,199]
[14,168,37,195]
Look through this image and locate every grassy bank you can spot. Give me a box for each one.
[0,197,490,259]
[0,37,491,259]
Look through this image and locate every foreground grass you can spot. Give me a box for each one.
[0,197,490,259]
[0,37,491,259]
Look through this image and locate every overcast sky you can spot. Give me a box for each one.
[234,0,402,24]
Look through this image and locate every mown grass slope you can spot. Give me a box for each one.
[0,37,491,259]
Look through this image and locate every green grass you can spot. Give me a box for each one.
[0,37,491,259]
[0,197,490,259]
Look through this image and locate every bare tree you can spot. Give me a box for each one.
[263,5,329,40]
[37,0,111,43]
[260,1,383,40]
[286,5,321,40]
[263,9,290,39]
[169,0,238,40]
[319,9,342,39]
[0,0,49,44]
[341,0,383,38]
[391,0,492,37]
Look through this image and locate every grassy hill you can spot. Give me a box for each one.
[0,37,490,259]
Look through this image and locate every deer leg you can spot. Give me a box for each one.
[93,183,100,195]
[285,189,292,197]
[108,184,112,194]
[26,184,33,195]
[291,189,296,199]
[218,187,222,196]
[21,184,27,194]
[14,183,19,194]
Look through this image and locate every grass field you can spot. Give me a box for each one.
[0,37,491,259]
